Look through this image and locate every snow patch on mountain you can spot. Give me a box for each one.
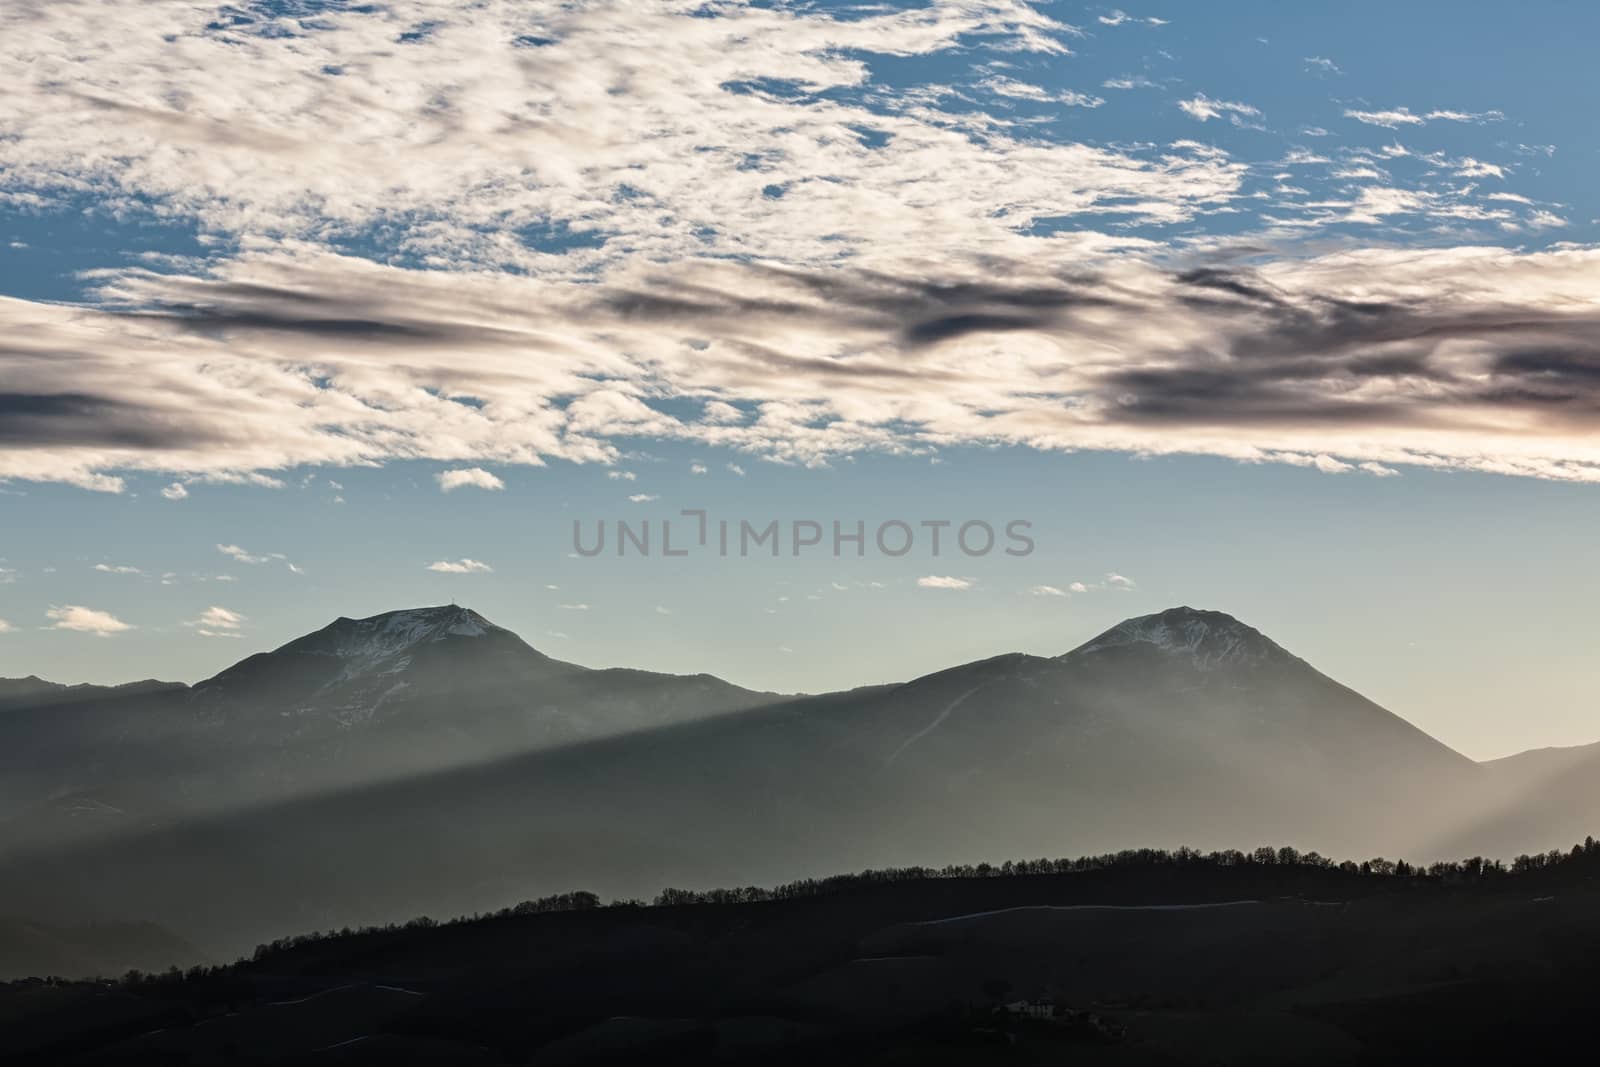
[1069,607,1293,670]
[289,606,509,700]
[333,607,494,656]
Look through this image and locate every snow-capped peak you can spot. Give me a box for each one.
[318,606,501,662]
[1066,607,1293,670]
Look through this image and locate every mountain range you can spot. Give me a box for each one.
[0,604,1593,967]
[0,606,775,849]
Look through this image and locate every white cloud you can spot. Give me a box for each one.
[654,605,672,615]
[0,618,11,633]
[690,463,707,474]
[559,602,590,610]
[186,605,246,637]
[1098,10,1166,26]
[0,0,1175,282]
[981,76,1102,108]
[436,468,505,492]
[160,482,189,500]
[628,493,659,503]
[1053,574,1134,594]
[217,543,301,573]
[918,575,973,590]
[607,470,637,481]
[1427,109,1504,124]
[1303,56,1343,76]
[93,563,141,575]
[1343,106,1502,131]
[1177,94,1261,124]
[47,605,132,635]
[727,464,747,477]
[1344,107,1425,129]
[427,558,494,573]
[0,567,14,585]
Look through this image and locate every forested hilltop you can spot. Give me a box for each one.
[8,837,1600,1064]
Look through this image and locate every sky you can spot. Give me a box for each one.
[2,1,1599,761]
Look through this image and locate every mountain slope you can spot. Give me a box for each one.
[788,606,1477,859]
[0,606,779,848]
[0,607,1496,956]
[194,606,583,730]
[1442,741,1600,858]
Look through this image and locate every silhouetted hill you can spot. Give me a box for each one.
[7,842,1600,1065]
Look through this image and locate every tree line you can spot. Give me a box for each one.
[67,834,1598,989]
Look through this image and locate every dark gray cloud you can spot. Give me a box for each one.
[0,392,223,450]
[10,246,1600,488]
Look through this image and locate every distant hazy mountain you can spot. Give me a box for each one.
[0,917,198,984]
[1442,740,1600,859]
[0,606,778,847]
[190,605,774,752]
[0,605,1537,959]
[0,676,182,711]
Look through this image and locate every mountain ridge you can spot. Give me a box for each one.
[0,601,1582,956]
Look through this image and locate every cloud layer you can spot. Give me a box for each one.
[7,242,1600,486]
[0,1,1594,489]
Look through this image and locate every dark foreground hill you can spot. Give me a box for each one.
[6,842,1600,1065]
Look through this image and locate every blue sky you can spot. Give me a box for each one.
[3,1,1599,759]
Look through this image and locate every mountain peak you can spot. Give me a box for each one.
[336,604,496,634]
[199,605,530,695]
[1066,606,1294,670]
[195,604,562,722]
[306,605,509,661]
